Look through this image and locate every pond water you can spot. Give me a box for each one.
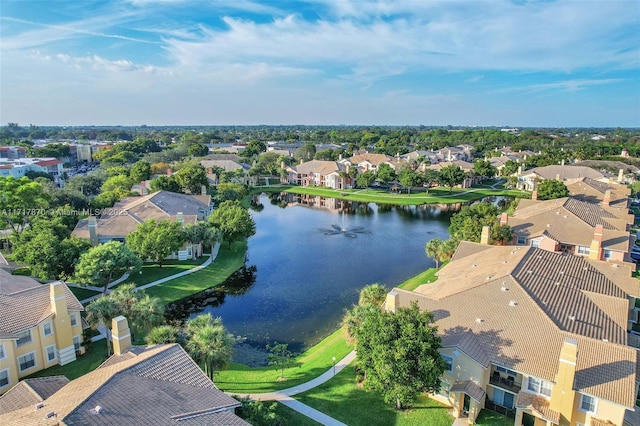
[167,192,458,361]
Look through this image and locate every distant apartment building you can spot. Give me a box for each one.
[0,146,26,160]
[0,157,64,185]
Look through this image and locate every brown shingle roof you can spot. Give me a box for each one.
[402,243,637,408]
[515,392,560,424]
[449,380,486,403]
[294,160,340,175]
[0,344,248,426]
[522,165,605,181]
[348,153,393,166]
[0,275,83,339]
[0,376,69,415]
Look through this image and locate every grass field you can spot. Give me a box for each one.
[145,241,247,304]
[296,365,453,426]
[117,257,208,288]
[474,409,514,426]
[69,286,101,301]
[215,327,353,394]
[397,265,443,291]
[25,340,109,381]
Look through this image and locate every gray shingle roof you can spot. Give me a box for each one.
[449,380,486,403]
[0,376,69,415]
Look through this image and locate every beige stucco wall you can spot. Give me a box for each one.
[571,393,626,426]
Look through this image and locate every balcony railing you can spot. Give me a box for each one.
[484,400,516,419]
[489,375,522,394]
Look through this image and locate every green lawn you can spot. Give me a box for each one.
[117,257,208,288]
[274,403,322,425]
[474,409,514,426]
[145,241,247,304]
[25,340,109,380]
[397,265,442,291]
[215,327,353,394]
[284,185,528,206]
[296,365,453,426]
[69,286,101,301]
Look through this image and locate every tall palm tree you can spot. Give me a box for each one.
[425,238,443,270]
[132,294,165,335]
[145,325,179,345]
[185,314,234,380]
[358,283,387,307]
[86,296,120,356]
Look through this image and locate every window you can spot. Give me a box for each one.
[46,345,57,362]
[579,394,597,414]
[530,239,540,248]
[442,354,454,372]
[42,322,53,336]
[73,335,81,351]
[496,365,518,376]
[16,330,32,347]
[527,377,552,397]
[70,313,78,327]
[0,369,9,388]
[18,352,36,372]
[577,245,589,255]
[492,388,515,409]
[516,236,526,245]
[603,250,613,259]
[575,422,586,426]
[438,380,451,397]
[0,343,5,360]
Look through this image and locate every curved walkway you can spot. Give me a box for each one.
[229,350,356,425]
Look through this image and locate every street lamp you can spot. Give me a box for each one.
[332,356,336,376]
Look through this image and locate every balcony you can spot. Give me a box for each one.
[490,373,522,394]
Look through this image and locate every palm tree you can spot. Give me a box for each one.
[86,296,120,356]
[132,294,165,335]
[425,238,443,269]
[185,314,234,380]
[358,283,387,307]
[145,325,179,345]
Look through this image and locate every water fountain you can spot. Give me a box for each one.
[319,211,370,238]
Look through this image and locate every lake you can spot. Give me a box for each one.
[167,192,457,359]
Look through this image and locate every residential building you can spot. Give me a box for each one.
[566,177,631,209]
[0,157,64,185]
[72,190,212,259]
[0,270,84,395]
[284,159,351,189]
[341,153,395,172]
[515,165,608,191]
[507,196,634,262]
[0,316,248,425]
[386,241,639,425]
[425,160,479,188]
[200,159,255,185]
[0,146,26,160]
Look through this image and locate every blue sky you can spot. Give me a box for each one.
[1,0,638,127]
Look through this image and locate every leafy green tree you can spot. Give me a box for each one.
[500,160,520,177]
[209,200,256,249]
[126,219,186,268]
[132,294,165,336]
[101,174,133,193]
[149,175,181,193]
[188,143,209,157]
[376,163,396,185]
[86,296,120,356]
[106,166,130,177]
[214,182,248,202]
[492,224,515,244]
[267,342,293,379]
[0,176,50,234]
[438,165,467,193]
[422,169,440,193]
[473,160,497,179]
[129,161,151,183]
[448,202,501,243]
[294,143,316,161]
[238,399,286,426]
[355,171,375,188]
[65,174,105,196]
[185,314,234,380]
[243,139,266,158]
[90,189,130,209]
[74,241,142,294]
[354,302,445,409]
[397,168,422,194]
[183,221,218,252]
[174,165,209,194]
[358,283,387,307]
[536,179,569,200]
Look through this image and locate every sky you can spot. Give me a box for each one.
[0,0,639,127]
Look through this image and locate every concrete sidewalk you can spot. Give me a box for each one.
[230,350,356,425]
[78,243,220,305]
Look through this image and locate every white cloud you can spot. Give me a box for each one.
[492,79,625,95]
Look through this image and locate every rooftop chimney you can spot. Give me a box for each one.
[517,166,522,175]
[299,158,304,165]
[561,159,565,166]
[177,212,184,226]
[385,291,399,313]
[550,338,578,421]
[588,224,604,260]
[603,190,611,208]
[618,168,624,183]
[201,185,207,195]
[480,226,490,245]
[500,212,508,226]
[88,216,99,246]
[532,190,538,201]
[50,282,76,365]
[280,161,286,169]
[112,316,131,356]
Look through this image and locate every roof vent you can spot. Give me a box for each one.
[612,264,620,268]
[508,300,518,307]
[583,266,588,270]
[472,264,477,268]
[556,211,560,215]
[475,318,484,324]
[34,403,45,410]
[563,215,567,218]
[45,412,57,419]
[486,276,492,280]
[527,270,533,274]
[568,314,576,321]
[501,285,509,291]
[546,224,550,227]
[503,260,508,264]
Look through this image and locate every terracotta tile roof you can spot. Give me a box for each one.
[294,160,340,175]
[449,380,486,403]
[34,159,61,167]
[0,344,248,426]
[399,243,637,408]
[0,275,83,339]
[515,392,560,424]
